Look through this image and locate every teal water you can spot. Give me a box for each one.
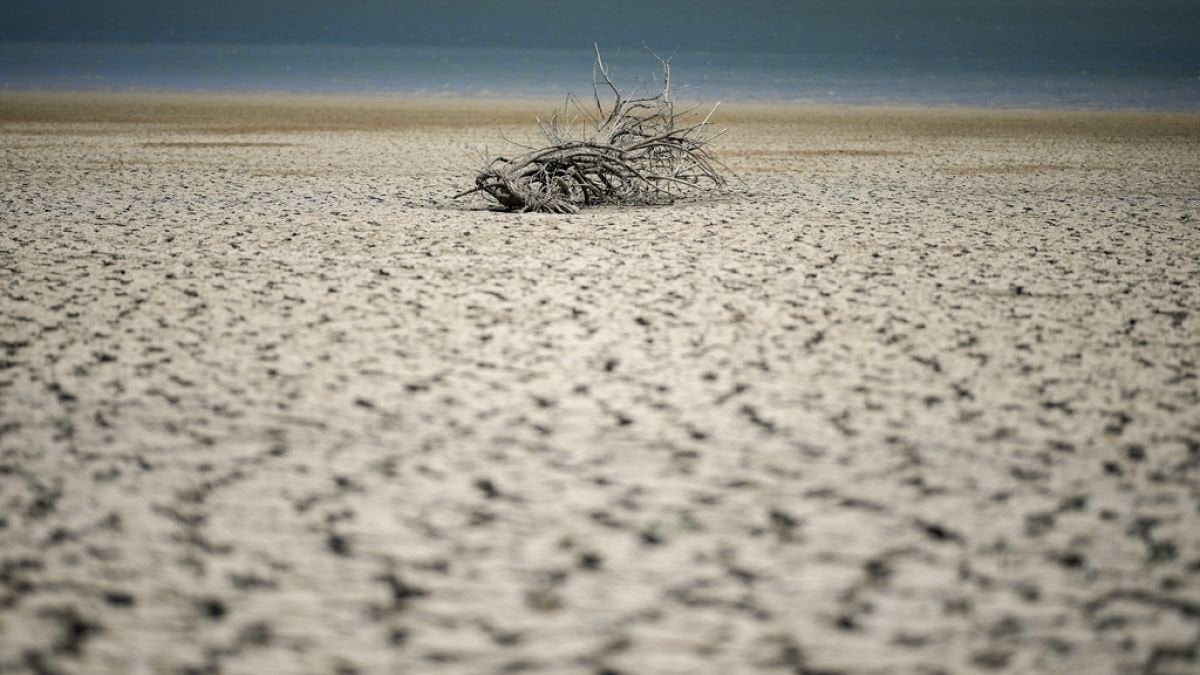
[2,42,1198,110]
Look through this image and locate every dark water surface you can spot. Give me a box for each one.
[2,42,1198,110]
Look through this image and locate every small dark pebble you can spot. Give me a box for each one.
[1059,495,1088,511]
[1057,551,1086,569]
[199,598,226,620]
[380,573,428,609]
[768,508,799,532]
[102,591,136,607]
[919,520,963,543]
[328,533,352,557]
[475,478,501,499]
[639,529,663,546]
[864,558,892,584]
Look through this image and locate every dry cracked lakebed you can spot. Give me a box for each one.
[1,93,1199,674]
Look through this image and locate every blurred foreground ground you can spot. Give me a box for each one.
[1,93,1198,674]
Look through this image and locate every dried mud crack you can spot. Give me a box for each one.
[1,93,1198,674]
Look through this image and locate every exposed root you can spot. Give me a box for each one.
[458,46,731,213]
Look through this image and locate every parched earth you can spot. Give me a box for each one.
[1,94,1198,674]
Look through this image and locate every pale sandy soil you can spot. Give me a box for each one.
[1,92,1198,674]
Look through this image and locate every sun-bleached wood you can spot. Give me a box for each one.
[459,46,730,213]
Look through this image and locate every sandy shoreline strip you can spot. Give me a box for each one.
[2,92,1198,674]
[5,89,1200,129]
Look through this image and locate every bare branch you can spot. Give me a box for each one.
[460,47,734,213]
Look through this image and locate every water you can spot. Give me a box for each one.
[2,42,1198,110]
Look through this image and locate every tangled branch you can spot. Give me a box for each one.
[457,46,731,213]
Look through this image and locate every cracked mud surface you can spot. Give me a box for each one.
[1,93,1199,674]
